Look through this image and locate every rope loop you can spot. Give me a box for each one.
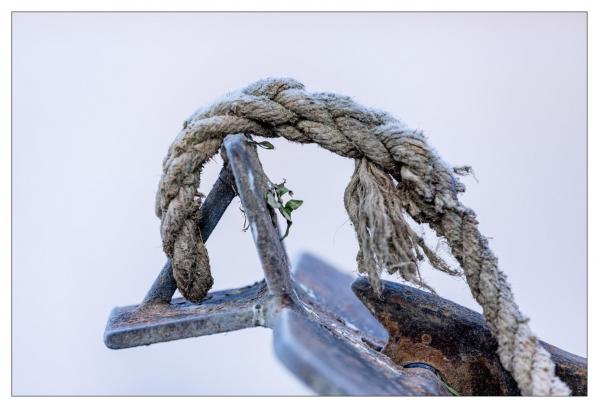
[156,78,570,396]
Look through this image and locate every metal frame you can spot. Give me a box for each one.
[104,134,586,396]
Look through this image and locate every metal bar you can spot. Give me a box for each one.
[105,280,268,349]
[142,163,237,305]
[223,134,294,299]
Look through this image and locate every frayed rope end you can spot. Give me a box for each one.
[344,159,460,297]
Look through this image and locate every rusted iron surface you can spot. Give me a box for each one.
[352,277,588,396]
[540,341,588,396]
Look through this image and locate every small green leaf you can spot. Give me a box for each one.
[275,185,289,197]
[280,207,293,222]
[284,199,303,211]
[274,180,288,197]
[257,141,275,149]
[265,180,303,240]
[266,191,281,209]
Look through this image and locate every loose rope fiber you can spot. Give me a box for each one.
[155,78,570,396]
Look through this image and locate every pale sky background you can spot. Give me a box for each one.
[12,12,586,395]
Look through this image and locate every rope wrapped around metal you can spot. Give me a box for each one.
[155,78,570,395]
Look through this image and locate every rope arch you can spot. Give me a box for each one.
[155,78,569,396]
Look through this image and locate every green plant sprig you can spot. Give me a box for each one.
[266,179,303,240]
[243,135,303,239]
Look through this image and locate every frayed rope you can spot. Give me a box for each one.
[155,78,570,396]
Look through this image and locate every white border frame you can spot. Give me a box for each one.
[2,2,594,406]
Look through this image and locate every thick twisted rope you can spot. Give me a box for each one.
[155,78,570,396]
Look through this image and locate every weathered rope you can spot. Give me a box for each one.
[155,78,570,395]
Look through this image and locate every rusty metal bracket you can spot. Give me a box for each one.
[103,133,587,396]
[352,278,587,395]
